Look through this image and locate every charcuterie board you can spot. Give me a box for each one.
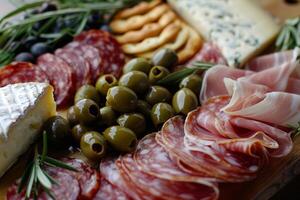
[0,0,300,200]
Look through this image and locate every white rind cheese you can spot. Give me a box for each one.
[168,0,280,67]
[0,82,56,177]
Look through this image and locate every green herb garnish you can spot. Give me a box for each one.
[18,132,77,200]
[157,62,214,85]
[276,17,300,51]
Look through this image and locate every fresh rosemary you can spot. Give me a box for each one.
[18,132,77,199]
[157,62,214,85]
[276,17,300,51]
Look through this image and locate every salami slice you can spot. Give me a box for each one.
[37,53,73,107]
[120,154,217,200]
[65,42,102,83]
[55,48,91,88]
[134,133,218,189]
[0,62,48,87]
[100,158,143,200]
[93,177,130,200]
[74,30,125,78]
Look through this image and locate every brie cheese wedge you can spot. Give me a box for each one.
[0,82,56,177]
[168,0,280,67]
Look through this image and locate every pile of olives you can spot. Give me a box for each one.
[53,48,202,161]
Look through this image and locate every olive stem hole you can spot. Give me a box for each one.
[92,143,103,153]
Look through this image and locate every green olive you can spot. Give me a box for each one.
[152,48,178,69]
[148,66,170,84]
[67,106,79,126]
[71,124,91,144]
[96,74,118,96]
[119,71,150,95]
[136,100,151,118]
[74,99,100,125]
[80,131,107,160]
[117,113,146,137]
[75,85,100,104]
[106,86,138,113]
[145,86,172,105]
[151,103,175,127]
[172,88,198,115]
[123,58,152,74]
[103,126,137,152]
[99,106,116,126]
[43,116,71,147]
[179,74,202,94]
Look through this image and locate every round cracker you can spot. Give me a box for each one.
[177,26,203,64]
[116,11,176,44]
[110,4,170,34]
[122,20,181,54]
[114,0,162,19]
[138,24,189,58]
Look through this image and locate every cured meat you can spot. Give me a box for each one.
[65,42,102,83]
[119,154,217,200]
[100,158,143,200]
[134,133,218,185]
[160,116,262,182]
[93,177,130,200]
[0,62,48,87]
[55,48,91,88]
[37,53,73,107]
[187,43,226,65]
[74,29,125,78]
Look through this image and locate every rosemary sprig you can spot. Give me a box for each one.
[157,62,214,85]
[289,122,300,139]
[18,132,77,199]
[276,17,300,51]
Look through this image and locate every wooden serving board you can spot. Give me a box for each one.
[0,1,300,200]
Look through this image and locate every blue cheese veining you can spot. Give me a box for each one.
[168,0,280,67]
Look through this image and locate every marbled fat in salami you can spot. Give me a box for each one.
[0,62,48,87]
[37,53,73,107]
[74,30,125,78]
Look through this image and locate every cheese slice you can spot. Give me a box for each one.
[0,82,56,177]
[168,0,280,67]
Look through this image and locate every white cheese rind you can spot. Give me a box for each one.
[168,0,280,67]
[0,83,56,177]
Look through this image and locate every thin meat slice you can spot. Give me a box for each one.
[0,62,48,87]
[161,116,260,182]
[120,154,217,200]
[65,42,102,83]
[37,53,73,107]
[74,29,125,78]
[55,48,91,88]
[100,158,144,200]
[93,177,130,200]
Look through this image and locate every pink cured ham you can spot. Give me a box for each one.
[160,116,262,182]
[65,42,102,83]
[74,30,125,78]
[187,43,226,65]
[37,53,73,107]
[134,133,219,198]
[119,154,217,200]
[55,48,91,88]
[100,158,144,200]
[93,177,130,200]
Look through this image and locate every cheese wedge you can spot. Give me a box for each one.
[0,82,56,177]
[168,0,280,67]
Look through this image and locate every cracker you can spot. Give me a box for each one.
[137,24,189,58]
[116,11,176,44]
[177,26,203,64]
[122,20,181,54]
[110,4,170,34]
[114,0,162,19]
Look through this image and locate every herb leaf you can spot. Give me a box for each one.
[276,17,300,51]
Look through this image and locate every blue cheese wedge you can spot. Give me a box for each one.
[168,0,280,67]
[0,82,56,177]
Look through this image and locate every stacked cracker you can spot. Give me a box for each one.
[110,0,203,64]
